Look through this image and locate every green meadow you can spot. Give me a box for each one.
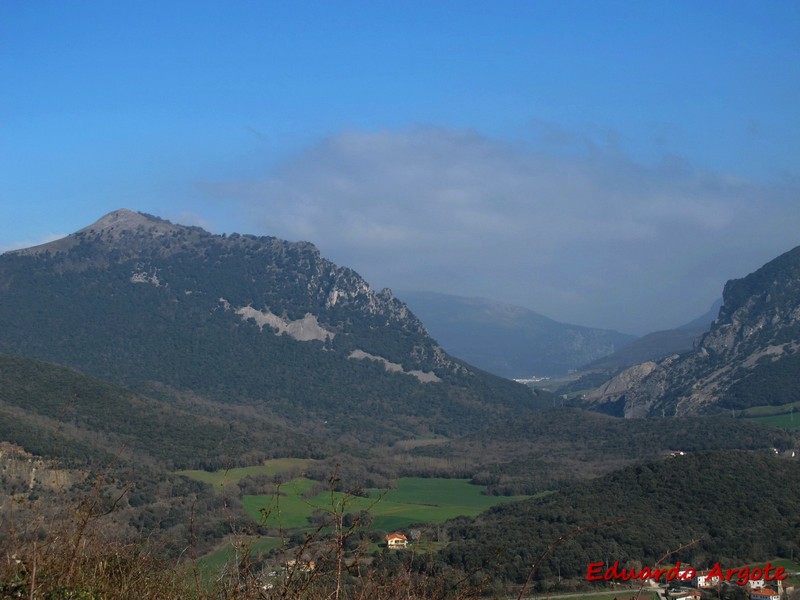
[740,401,800,430]
[760,558,800,570]
[746,412,800,430]
[176,458,311,490]
[180,461,539,570]
[179,461,537,534]
[243,477,535,533]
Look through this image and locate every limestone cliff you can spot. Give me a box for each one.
[585,245,800,416]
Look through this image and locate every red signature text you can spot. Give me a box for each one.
[585,561,787,586]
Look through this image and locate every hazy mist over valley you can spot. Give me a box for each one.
[2,3,799,599]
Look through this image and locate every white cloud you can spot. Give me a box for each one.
[200,127,800,334]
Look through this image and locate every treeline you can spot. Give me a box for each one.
[0,353,327,470]
[4,352,795,501]
[429,450,800,588]
[411,408,798,494]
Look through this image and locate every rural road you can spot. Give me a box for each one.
[518,585,667,600]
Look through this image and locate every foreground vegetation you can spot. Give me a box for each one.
[2,355,799,597]
[0,465,513,599]
[3,446,800,598]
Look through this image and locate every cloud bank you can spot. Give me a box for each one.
[202,127,800,334]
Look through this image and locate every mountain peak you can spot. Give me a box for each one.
[10,209,191,256]
[79,209,182,238]
[0,209,537,445]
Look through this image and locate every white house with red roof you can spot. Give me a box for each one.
[385,532,408,549]
[749,588,780,600]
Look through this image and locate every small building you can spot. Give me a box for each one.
[693,571,721,588]
[749,588,779,600]
[285,559,316,573]
[745,577,766,590]
[385,533,408,549]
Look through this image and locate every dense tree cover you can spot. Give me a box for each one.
[0,223,538,445]
[0,354,328,469]
[430,451,800,588]
[722,348,800,409]
[0,452,241,562]
[412,409,798,494]
[13,354,775,498]
[2,215,798,596]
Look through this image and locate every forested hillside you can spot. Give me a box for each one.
[435,451,800,588]
[0,353,329,469]
[2,211,799,599]
[0,210,537,446]
[412,408,797,494]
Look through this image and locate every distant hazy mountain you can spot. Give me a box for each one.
[396,291,636,378]
[586,245,800,416]
[0,209,537,448]
[581,298,722,371]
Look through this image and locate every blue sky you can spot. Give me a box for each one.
[2,1,799,333]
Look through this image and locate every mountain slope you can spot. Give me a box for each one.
[0,210,537,444]
[581,299,722,371]
[398,291,636,378]
[0,353,322,469]
[586,245,800,416]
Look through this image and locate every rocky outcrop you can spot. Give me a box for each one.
[586,245,800,416]
[348,349,441,383]
[234,306,335,342]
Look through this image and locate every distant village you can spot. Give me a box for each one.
[661,565,797,600]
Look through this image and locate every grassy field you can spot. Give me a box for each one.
[745,413,800,430]
[739,400,800,417]
[176,458,311,490]
[739,401,800,430]
[178,462,536,533]
[759,558,800,571]
[188,473,535,582]
[243,477,535,533]
[747,559,800,584]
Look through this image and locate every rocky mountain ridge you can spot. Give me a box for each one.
[0,209,534,446]
[7,209,444,363]
[586,245,800,416]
